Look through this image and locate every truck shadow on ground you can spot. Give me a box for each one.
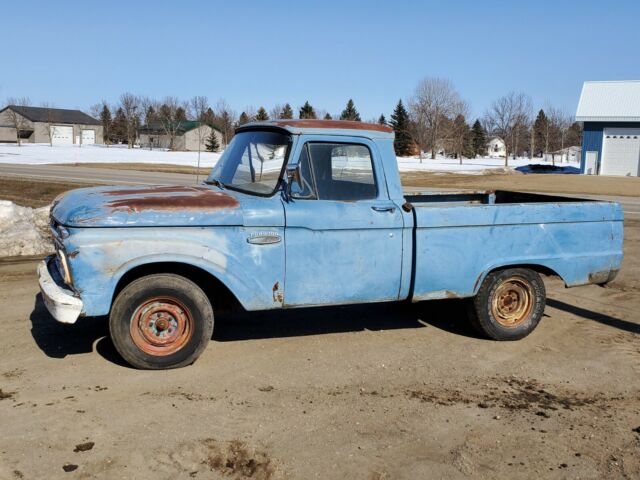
[29,294,478,365]
[212,299,477,342]
[30,293,637,367]
[546,298,640,334]
[29,293,126,365]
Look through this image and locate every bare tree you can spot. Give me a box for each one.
[444,102,471,164]
[269,104,285,120]
[154,96,189,151]
[546,106,573,164]
[4,97,31,146]
[408,77,465,160]
[39,102,56,147]
[213,99,237,146]
[119,93,141,149]
[190,95,210,182]
[484,92,532,166]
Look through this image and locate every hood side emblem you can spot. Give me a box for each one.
[247,232,282,245]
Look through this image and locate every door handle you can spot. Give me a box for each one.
[371,205,396,213]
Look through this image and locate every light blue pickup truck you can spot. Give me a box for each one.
[38,120,624,369]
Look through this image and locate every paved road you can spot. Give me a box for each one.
[1,162,639,216]
[0,163,200,186]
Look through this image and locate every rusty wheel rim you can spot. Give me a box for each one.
[490,277,533,328]
[130,297,193,356]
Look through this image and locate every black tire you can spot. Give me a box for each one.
[467,268,545,341]
[110,274,214,369]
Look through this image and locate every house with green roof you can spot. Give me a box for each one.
[138,120,224,151]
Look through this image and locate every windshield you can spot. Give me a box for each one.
[207,130,290,195]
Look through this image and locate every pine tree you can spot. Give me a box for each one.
[533,109,549,156]
[324,113,332,120]
[99,104,113,145]
[112,107,128,145]
[280,103,294,119]
[389,100,413,156]
[256,107,269,121]
[471,119,487,157]
[202,107,215,125]
[450,114,473,164]
[339,99,361,121]
[206,129,221,152]
[144,106,156,125]
[238,112,250,125]
[378,114,386,125]
[299,101,316,119]
[175,106,187,122]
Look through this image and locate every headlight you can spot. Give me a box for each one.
[56,248,72,285]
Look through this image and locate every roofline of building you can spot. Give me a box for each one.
[576,116,640,122]
[139,122,223,134]
[0,105,101,125]
[582,80,640,84]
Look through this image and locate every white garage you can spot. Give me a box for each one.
[51,125,74,145]
[576,80,640,177]
[81,129,96,144]
[601,128,640,176]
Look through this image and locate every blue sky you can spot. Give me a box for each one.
[2,0,639,121]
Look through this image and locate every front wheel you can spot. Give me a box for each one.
[110,274,214,369]
[467,268,546,341]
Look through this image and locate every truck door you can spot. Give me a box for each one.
[282,136,404,306]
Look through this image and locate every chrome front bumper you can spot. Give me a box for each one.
[37,255,83,324]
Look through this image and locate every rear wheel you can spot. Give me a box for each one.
[110,274,214,369]
[468,268,545,341]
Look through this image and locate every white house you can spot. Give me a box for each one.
[487,137,506,158]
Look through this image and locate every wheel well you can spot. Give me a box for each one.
[476,264,562,292]
[113,262,243,314]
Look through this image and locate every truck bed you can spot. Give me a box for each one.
[404,190,624,302]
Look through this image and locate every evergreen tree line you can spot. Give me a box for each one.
[91,89,582,160]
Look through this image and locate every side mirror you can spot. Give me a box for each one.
[285,163,302,198]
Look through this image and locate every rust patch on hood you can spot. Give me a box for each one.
[105,187,240,213]
[101,185,211,196]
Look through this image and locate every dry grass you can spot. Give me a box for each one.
[0,178,97,208]
[401,171,640,197]
[72,162,210,175]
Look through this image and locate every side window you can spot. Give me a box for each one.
[293,142,377,201]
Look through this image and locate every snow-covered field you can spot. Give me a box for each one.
[0,143,579,174]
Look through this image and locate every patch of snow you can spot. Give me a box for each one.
[0,143,223,168]
[395,155,579,174]
[0,201,52,257]
[0,143,580,175]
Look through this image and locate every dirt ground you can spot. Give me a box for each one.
[1,174,639,479]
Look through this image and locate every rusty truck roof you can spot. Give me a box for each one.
[236,119,395,139]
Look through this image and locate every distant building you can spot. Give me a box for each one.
[576,80,640,176]
[487,137,506,158]
[0,105,103,145]
[138,121,224,151]
[544,146,581,164]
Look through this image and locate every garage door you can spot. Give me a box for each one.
[51,126,73,145]
[601,128,640,176]
[81,129,96,145]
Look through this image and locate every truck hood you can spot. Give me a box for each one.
[52,184,244,227]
